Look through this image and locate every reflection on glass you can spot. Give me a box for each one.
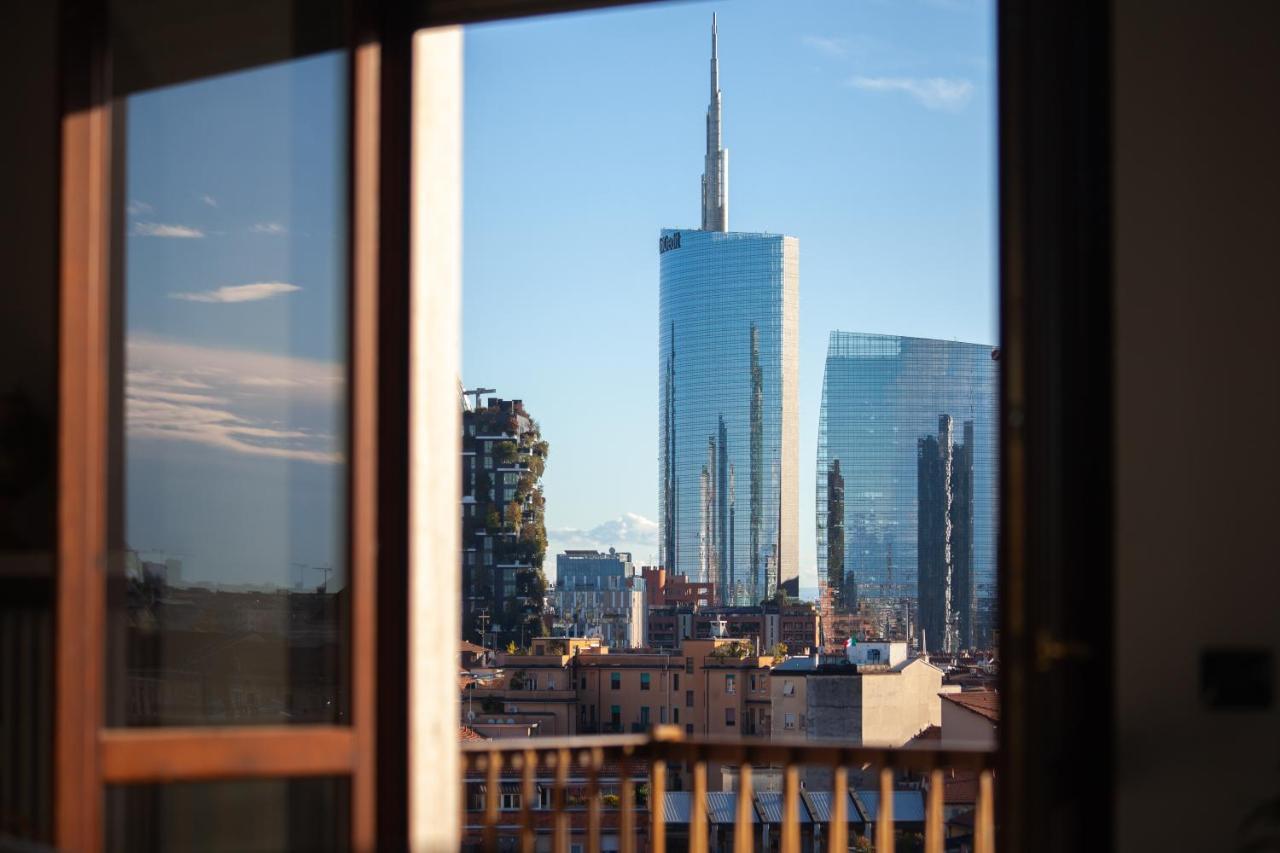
[105,777,349,853]
[108,53,350,726]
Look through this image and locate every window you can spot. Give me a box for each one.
[503,472,519,484]
[749,674,756,692]
[610,706,621,727]
[673,673,680,691]
[725,674,736,695]
[640,672,650,691]
[725,708,735,726]
[783,680,795,697]
[685,657,693,674]
[673,708,680,724]
[610,672,620,690]
[500,793,521,811]
[640,706,650,726]
[660,707,666,724]
[686,724,694,735]
[685,690,694,707]
[581,676,587,690]
[784,712,796,730]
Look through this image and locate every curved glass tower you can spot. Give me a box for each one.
[816,332,998,650]
[658,17,799,604]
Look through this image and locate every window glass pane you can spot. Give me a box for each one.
[107,51,350,726]
[105,777,348,852]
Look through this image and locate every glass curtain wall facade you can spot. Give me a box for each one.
[659,228,799,605]
[816,332,998,649]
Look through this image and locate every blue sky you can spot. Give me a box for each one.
[463,0,997,590]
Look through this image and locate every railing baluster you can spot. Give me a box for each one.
[620,750,635,853]
[484,750,501,852]
[520,749,536,853]
[926,768,944,853]
[553,748,569,853]
[782,762,800,853]
[877,765,895,853]
[831,763,848,853]
[734,763,753,853]
[651,758,667,853]
[587,747,602,853]
[975,769,995,853]
[691,759,708,853]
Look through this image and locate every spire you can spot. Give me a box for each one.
[701,14,729,232]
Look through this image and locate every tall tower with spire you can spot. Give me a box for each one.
[701,14,729,232]
[660,15,799,604]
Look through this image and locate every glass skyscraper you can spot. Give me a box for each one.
[658,17,799,604]
[816,332,998,649]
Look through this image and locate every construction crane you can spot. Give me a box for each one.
[463,387,496,412]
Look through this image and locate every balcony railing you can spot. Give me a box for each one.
[460,727,995,852]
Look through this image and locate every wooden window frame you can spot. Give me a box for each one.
[52,0,1116,851]
[55,2,409,850]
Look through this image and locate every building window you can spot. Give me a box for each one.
[673,673,680,691]
[725,673,736,694]
[611,706,621,727]
[685,657,693,674]
[783,680,795,697]
[673,708,680,724]
[640,706,650,726]
[660,707,667,724]
[503,472,519,484]
[610,672,620,690]
[685,690,693,707]
[686,724,694,735]
[725,708,736,726]
[501,793,521,810]
[749,673,756,691]
[784,712,796,730]
[640,672,651,691]
[581,676,587,690]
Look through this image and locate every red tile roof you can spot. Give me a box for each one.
[941,690,1000,722]
[460,726,489,742]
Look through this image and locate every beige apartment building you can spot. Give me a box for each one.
[769,642,946,747]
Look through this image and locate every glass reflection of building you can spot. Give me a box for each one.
[816,332,998,650]
[658,18,799,604]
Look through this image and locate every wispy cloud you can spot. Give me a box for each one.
[201,194,218,208]
[134,222,204,238]
[127,200,153,216]
[170,282,301,304]
[847,76,974,111]
[802,35,850,58]
[127,337,342,464]
[250,222,287,235]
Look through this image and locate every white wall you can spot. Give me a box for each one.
[1113,2,1280,848]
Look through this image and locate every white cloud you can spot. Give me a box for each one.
[549,512,659,554]
[250,222,287,235]
[170,282,301,304]
[127,200,153,216]
[126,337,342,464]
[848,76,974,111]
[133,222,205,238]
[201,194,218,207]
[802,35,850,58]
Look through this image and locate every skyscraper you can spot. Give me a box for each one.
[659,17,799,604]
[816,332,997,649]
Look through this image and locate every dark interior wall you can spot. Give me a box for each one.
[1113,2,1280,849]
[0,1,60,843]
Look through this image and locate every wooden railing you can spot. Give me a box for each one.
[460,727,995,852]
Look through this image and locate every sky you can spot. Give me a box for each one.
[123,53,348,588]
[463,0,997,591]
[118,0,995,594]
